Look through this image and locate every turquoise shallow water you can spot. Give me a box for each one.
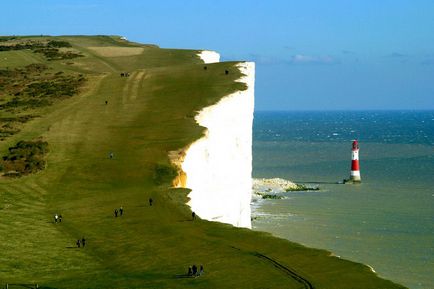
[252,111,434,289]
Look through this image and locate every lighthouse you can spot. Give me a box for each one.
[349,140,361,183]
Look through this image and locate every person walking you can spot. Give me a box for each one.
[76,239,80,248]
[58,214,62,223]
[149,198,153,206]
[119,206,123,216]
[54,214,58,223]
[82,237,86,248]
[192,212,196,221]
[114,209,118,217]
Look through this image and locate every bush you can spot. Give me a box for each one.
[1,140,49,176]
[285,184,320,192]
[0,62,85,140]
[0,39,80,60]
[33,47,82,61]
[47,40,72,48]
[262,194,283,200]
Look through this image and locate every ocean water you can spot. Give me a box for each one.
[251,111,434,289]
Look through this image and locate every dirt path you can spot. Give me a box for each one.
[121,70,147,103]
[253,252,315,289]
[129,70,146,100]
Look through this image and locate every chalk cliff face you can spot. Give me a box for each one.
[198,50,221,63]
[178,56,255,228]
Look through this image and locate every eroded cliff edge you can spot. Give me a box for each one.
[174,51,255,228]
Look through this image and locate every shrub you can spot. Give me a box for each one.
[285,184,320,192]
[47,40,72,48]
[0,62,85,140]
[262,194,283,200]
[0,140,48,176]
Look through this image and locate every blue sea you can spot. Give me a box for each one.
[251,111,434,289]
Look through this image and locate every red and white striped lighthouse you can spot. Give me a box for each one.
[350,140,361,182]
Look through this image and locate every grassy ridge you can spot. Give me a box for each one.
[0,36,407,288]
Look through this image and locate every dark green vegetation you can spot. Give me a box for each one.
[0,39,82,60]
[260,193,284,199]
[0,62,85,140]
[262,194,283,199]
[0,36,407,289]
[286,184,320,192]
[0,140,48,176]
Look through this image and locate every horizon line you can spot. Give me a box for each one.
[254,108,434,112]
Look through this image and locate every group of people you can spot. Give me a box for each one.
[54,214,63,223]
[76,237,86,248]
[114,206,124,217]
[187,264,204,277]
[53,199,206,274]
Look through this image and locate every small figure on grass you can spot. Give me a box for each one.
[185,264,203,277]
[114,209,118,217]
[149,198,153,206]
[105,100,108,105]
[109,152,114,159]
[119,206,123,216]
[58,214,62,223]
[82,237,86,247]
[76,239,81,248]
[54,214,58,223]
[192,211,196,221]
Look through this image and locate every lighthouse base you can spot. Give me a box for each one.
[343,178,361,184]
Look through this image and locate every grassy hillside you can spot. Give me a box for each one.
[0,35,406,289]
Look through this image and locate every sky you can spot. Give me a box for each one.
[1,0,434,110]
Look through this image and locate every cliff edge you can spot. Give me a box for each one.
[180,60,255,228]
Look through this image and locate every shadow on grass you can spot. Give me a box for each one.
[177,219,194,223]
[174,274,202,279]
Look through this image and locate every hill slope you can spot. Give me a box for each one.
[0,35,406,289]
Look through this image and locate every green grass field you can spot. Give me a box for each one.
[0,35,407,289]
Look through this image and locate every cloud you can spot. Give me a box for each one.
[232,53,339,66]
[288,54,338,65]
[241,54,281,65]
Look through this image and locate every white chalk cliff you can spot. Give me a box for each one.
[176,51,254,229]
[197,50,221,63]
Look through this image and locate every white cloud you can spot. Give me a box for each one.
[289,54,337,64]
[248,54,280,65]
